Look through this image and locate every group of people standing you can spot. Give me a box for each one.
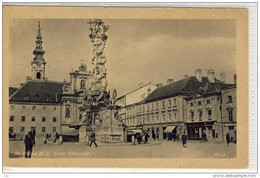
[132,129,188,148]
[226,131,236,146]
[44,132,60,144]
[134,131,150,144]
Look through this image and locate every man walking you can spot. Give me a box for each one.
[24,131,35,158]
[226,132,231,146]
[89,130,98,148]
[152,130,156,142]
[181,131,188,148]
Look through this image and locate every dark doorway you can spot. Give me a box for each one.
[163,127,166,139]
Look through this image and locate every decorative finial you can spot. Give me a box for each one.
[37,21,42,39]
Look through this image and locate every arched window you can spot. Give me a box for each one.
[79,114,82,121]
[80,80,85,89]
[36,72,41,79]
[66,106,70,117]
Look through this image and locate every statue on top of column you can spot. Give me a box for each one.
[88,19,110,105]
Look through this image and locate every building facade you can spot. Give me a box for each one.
[122,69,237,143]
[9,80,63,138]
[116,83,157,122]
[9,22,94,141]
[9,22,62,138]
[60,62,92,135]
[220,85,237,142]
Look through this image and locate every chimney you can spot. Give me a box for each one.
[167,78,174,84]
[207,69,215,83]
[220,72,226,83]
[195,69,202,82]
[147,88,151,95]
[184,74,189,79]
[234,74,237,84]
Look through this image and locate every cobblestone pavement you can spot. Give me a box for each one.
[9,139,236,158]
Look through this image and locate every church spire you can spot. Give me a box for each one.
[30,21,46,80]
[33,21,45,57]
[37,21,42,39]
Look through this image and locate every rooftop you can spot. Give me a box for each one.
[9,80,63,104]
[144,76,233,103]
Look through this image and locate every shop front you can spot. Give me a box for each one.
[223,122,237,143]
[186,121,215,140]
[143,123,184,141]
[163,125,178,141]
[125,126,143,142]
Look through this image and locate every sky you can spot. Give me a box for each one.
[9,19,236,97]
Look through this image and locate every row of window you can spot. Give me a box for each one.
[190,100,210,107]
[9,126,56,133]
[126,99,178,118]
[190,109,211,121]
[189,96,233,107]
[10,105,57,111]
[126,110,234,126]
[10,116,57,122]
[126,113,177,126]
[190,110,233,122]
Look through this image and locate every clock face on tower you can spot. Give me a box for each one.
[36,61,41,67]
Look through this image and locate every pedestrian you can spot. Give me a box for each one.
[176,133,180,142]
[173,133,176,142]
[202,130,207,142]
[142,132,145,144]
[156,133,159,140]
[44,133,48,144]
[53,132,59,143]
[24,131,35,158]
[131,134,136,145]
[226,132,231,146]
[152,130,156,142]
[181,131,187,148]
[137,133,142,144]
[144,131,149,144]
[89,130,98,148]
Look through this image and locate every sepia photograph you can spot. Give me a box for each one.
[3,6,249,169]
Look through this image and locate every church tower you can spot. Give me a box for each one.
[30,21,46,80]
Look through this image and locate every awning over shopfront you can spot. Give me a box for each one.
[164,126,176,133]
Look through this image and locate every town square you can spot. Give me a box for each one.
[8,19,236,159]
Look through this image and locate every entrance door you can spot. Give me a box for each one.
[163,127,166,139]
[156,127,159,140]
[187,126,200,140]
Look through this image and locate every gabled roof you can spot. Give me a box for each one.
[198,82,233,94]
[144,77,228,103]
[10,80,63,104]
[221,84,236,90]
[187,81,234,100]
[9,87,18,96]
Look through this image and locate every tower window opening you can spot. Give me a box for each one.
[80,80,85,89]
[36,72,41,79]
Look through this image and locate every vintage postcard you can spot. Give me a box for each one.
[3,6,249,169]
